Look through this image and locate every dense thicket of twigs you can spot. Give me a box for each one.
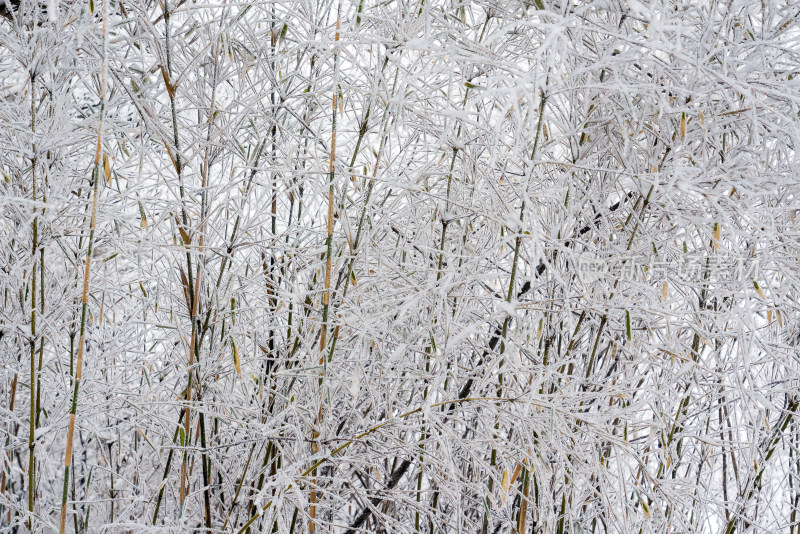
[1,0,799,532]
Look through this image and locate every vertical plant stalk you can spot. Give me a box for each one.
[517,461,530,534]
[35,235,46,432]
[319,14,340,360]
[423,18,492,527]
[1,371,15,525]
[58,2,107,531]
[310,12,339,533]
[158,0,201,517]
[325,56,394,365]
[724,396,800,534]
[484,91,546,534]
[184,18,224,529]
[27,72,38,526]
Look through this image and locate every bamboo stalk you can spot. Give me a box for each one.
[486,90,547,534]
[310,12,340,532]
[151,409,185,524]
[188,15,224,528]
[58,2,107,531]
[27,71,38,527]
[1,369,15,524]
[413,18,495,525]
[319,13,340,359]
[724,397,800,534]
[35,246,45,430]
[324,61,396,366]
[158,0,214,523]
[517,461,530,534]
[221,442,256,531]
